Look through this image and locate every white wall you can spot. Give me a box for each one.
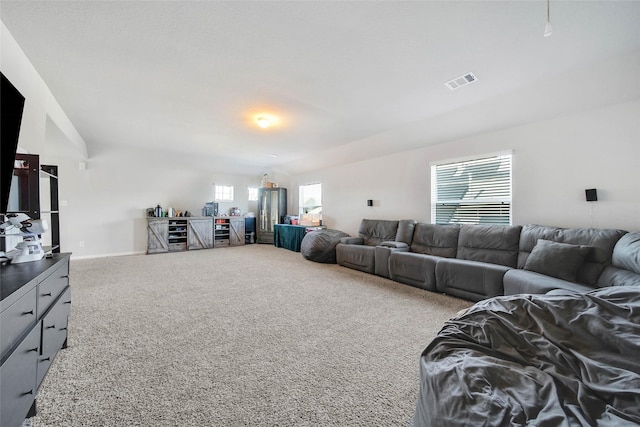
[291,99,640,237]
[43,142,279,258]
[3,21,286,258]
[0,22,87,158]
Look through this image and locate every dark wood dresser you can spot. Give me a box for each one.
[0,253,71,427]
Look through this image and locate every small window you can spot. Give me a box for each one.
[248,186,258,202]
[214,185,234,202]
[431,154,512,225]
[299,183,322,226]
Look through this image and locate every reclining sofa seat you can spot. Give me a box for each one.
[336,219,415,275]
[387,223,522,301]
[503,224,628,295]
[434,224,522,301]
[388,223,460,291]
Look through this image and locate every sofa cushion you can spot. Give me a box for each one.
[410,223,460,258]
[358,219,399,246]
[597,232,640,288]
[456,224,522,268]
[396,220,417,246]
[518,224,627,285]
[597,267,640,288]
[504,269,593,295]
[523,239,591,282]
[611,232,640,274]
[435,258,511,301]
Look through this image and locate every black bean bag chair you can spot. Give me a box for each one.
[301,229,350,263]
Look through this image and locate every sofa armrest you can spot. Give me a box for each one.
[375,244,410,278]
[340,237,364,245]
[378,241,409,249]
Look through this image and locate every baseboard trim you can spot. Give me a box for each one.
[70,251,146,260]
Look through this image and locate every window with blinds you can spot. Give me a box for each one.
[431,154,512,225]
[299,183,322,216]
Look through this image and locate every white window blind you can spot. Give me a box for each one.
[431,154,512,225]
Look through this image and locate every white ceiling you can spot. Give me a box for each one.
[1,1,639,175]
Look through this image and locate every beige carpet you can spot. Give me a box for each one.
[31,245,471,426]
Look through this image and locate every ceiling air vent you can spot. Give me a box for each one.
[444,72,478,91]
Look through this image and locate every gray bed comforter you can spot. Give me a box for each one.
[412,286,640,426]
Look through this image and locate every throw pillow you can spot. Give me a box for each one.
[524,239,591,282]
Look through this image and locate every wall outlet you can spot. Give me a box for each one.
[79,241,85,247]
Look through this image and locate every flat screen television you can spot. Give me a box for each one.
[1,72,25,214]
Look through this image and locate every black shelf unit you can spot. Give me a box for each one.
[1,154,60,254]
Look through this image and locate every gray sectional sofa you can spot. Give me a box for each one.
[335,219,640,301]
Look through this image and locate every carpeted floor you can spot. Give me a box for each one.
[31,244,471,426]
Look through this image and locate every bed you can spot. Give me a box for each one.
[412,286,640,426]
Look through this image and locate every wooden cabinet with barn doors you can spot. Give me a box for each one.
[147,217,242,254]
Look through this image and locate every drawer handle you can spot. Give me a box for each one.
[28,347,39,353]
[64,301,72,305]
[62,275,69,278]
[42,292,52,297]
[60,327,68,331]
[41,357,51,362]
[22,389,34,396]
[22,310,34,316]
[46,324,56,329]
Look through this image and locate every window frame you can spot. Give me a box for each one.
[214,184,234,202]
[248,186,258,202]
[298,182,322,217]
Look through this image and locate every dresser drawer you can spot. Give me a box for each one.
[38,287,71,387]
[0,324,40,427]
[37,261,70,318]
[0,286,37,360]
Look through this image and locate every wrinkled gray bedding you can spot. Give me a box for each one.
[412,286,640,426]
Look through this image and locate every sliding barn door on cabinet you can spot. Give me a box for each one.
[187,218,214,250]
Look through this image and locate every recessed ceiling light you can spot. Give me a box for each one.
[256,116,271,128]
[270,154,279,158]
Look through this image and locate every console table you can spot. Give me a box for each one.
[274,224,326,252]
[0,253,71,427]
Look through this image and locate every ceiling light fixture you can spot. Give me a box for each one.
[544,0,553,37]
[256,116,271,128]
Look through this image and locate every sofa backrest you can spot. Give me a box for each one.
[457,224,522,268]
[396,220,417,246]
[358,219,399,246]
[410,223,460,258]
[518,224,627,285]
[597,231,640,287]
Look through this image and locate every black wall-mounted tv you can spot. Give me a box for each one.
[1,72,25,215]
